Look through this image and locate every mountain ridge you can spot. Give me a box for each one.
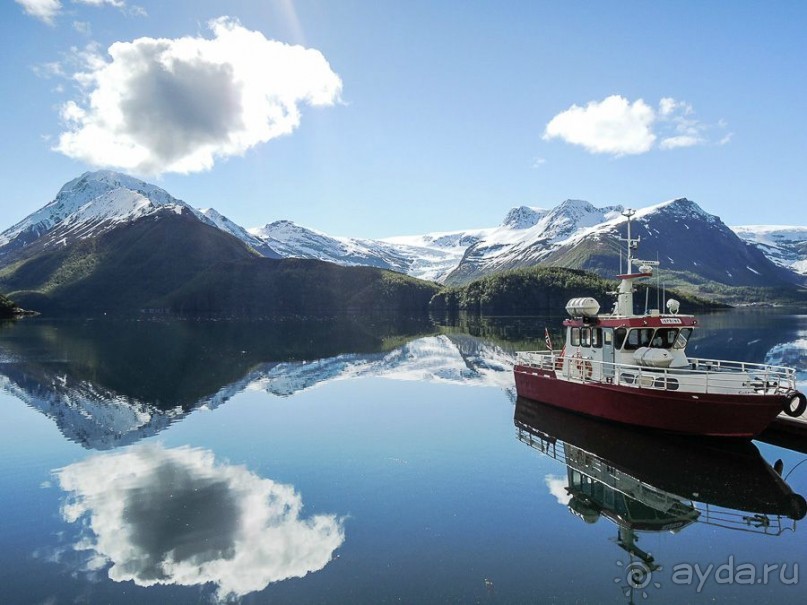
[1,171,805,306]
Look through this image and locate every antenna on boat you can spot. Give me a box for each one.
[614,210,660,317]
[656,252,660,311]
[620,209,638,272]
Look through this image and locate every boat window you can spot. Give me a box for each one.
[653,376,680,390]
[570,327,580,347]
[614,328,627,349]
[624,328,654,350]
[652,328,679,348]
[674,328,693,349]
[592,328,602,348]
[603,329,613,346]
[581,328,591,347]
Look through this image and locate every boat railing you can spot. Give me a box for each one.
[694,503,795,537]
[516,351,797,395]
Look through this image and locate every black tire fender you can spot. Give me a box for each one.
[784,392,807,418]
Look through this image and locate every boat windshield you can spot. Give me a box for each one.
[620,327,692,350]
[674,328,693,349]
[624,328,653,350]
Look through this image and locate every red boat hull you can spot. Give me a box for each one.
[513,365,787,438]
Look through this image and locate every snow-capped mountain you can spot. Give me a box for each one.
[379,227,490,282]
[243,199,803,288]
[501,206,549,230]
[0,171,206,260]
[1,170,803,293]
[249,220,414,273]
[731,225,807,276]
[445,200,625,284]
[443,198,801,287]
[200,208,282,258]
[246,219,487,283]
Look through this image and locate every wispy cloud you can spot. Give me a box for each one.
[15,0,62,25]
[543,95,729,156]
[16,0,145,24]
[54,17,343,176]
[657,97,706,149]
[72,20,91,35]
[73,0,125,7]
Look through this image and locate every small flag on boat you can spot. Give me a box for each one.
[545,328,553,351]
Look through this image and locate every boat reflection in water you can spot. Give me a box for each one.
[54,444,345,601]
[515,397,806,601]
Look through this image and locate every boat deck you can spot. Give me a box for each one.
[517,350,798,397]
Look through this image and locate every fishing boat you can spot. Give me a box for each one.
[513,209,807,438]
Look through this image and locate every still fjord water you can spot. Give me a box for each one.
[1,312,806,604]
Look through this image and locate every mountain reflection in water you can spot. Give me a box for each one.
[55,443,344,601]
[515,397,806,600]
[0,319,516,449]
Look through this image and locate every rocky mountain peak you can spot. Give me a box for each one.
[501,206,547,230]
[56,170,178,208]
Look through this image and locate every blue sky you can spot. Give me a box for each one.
[2,0,806,238]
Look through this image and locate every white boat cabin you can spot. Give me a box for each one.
[559,296,698,382]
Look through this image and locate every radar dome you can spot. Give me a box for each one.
[666,299,680,315]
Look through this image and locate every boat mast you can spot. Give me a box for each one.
[621,208,637,273]
[616,210,641,317]
[615,210,659,317]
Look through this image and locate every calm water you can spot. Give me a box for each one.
[1,311,806,604]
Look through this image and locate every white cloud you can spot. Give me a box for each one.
[56,443,345,601]
[544,474,572,506]
[543,95,656,156]
[74,0,125,6]
[74,0,148,17]
[657,97,707,149]
[33,60,66,79]
[658,97,692,118]
[127,4,147,17]
[15,0,62,25]
[54,17,342,175]
[659,135,702,150]
[544,95,728,156]
[72,20,91,35]
[16,0,133,23]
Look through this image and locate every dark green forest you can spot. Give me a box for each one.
[0,292,20,318]
[430,266,726,315]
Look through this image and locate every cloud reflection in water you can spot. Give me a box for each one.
[56,444,344,600]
